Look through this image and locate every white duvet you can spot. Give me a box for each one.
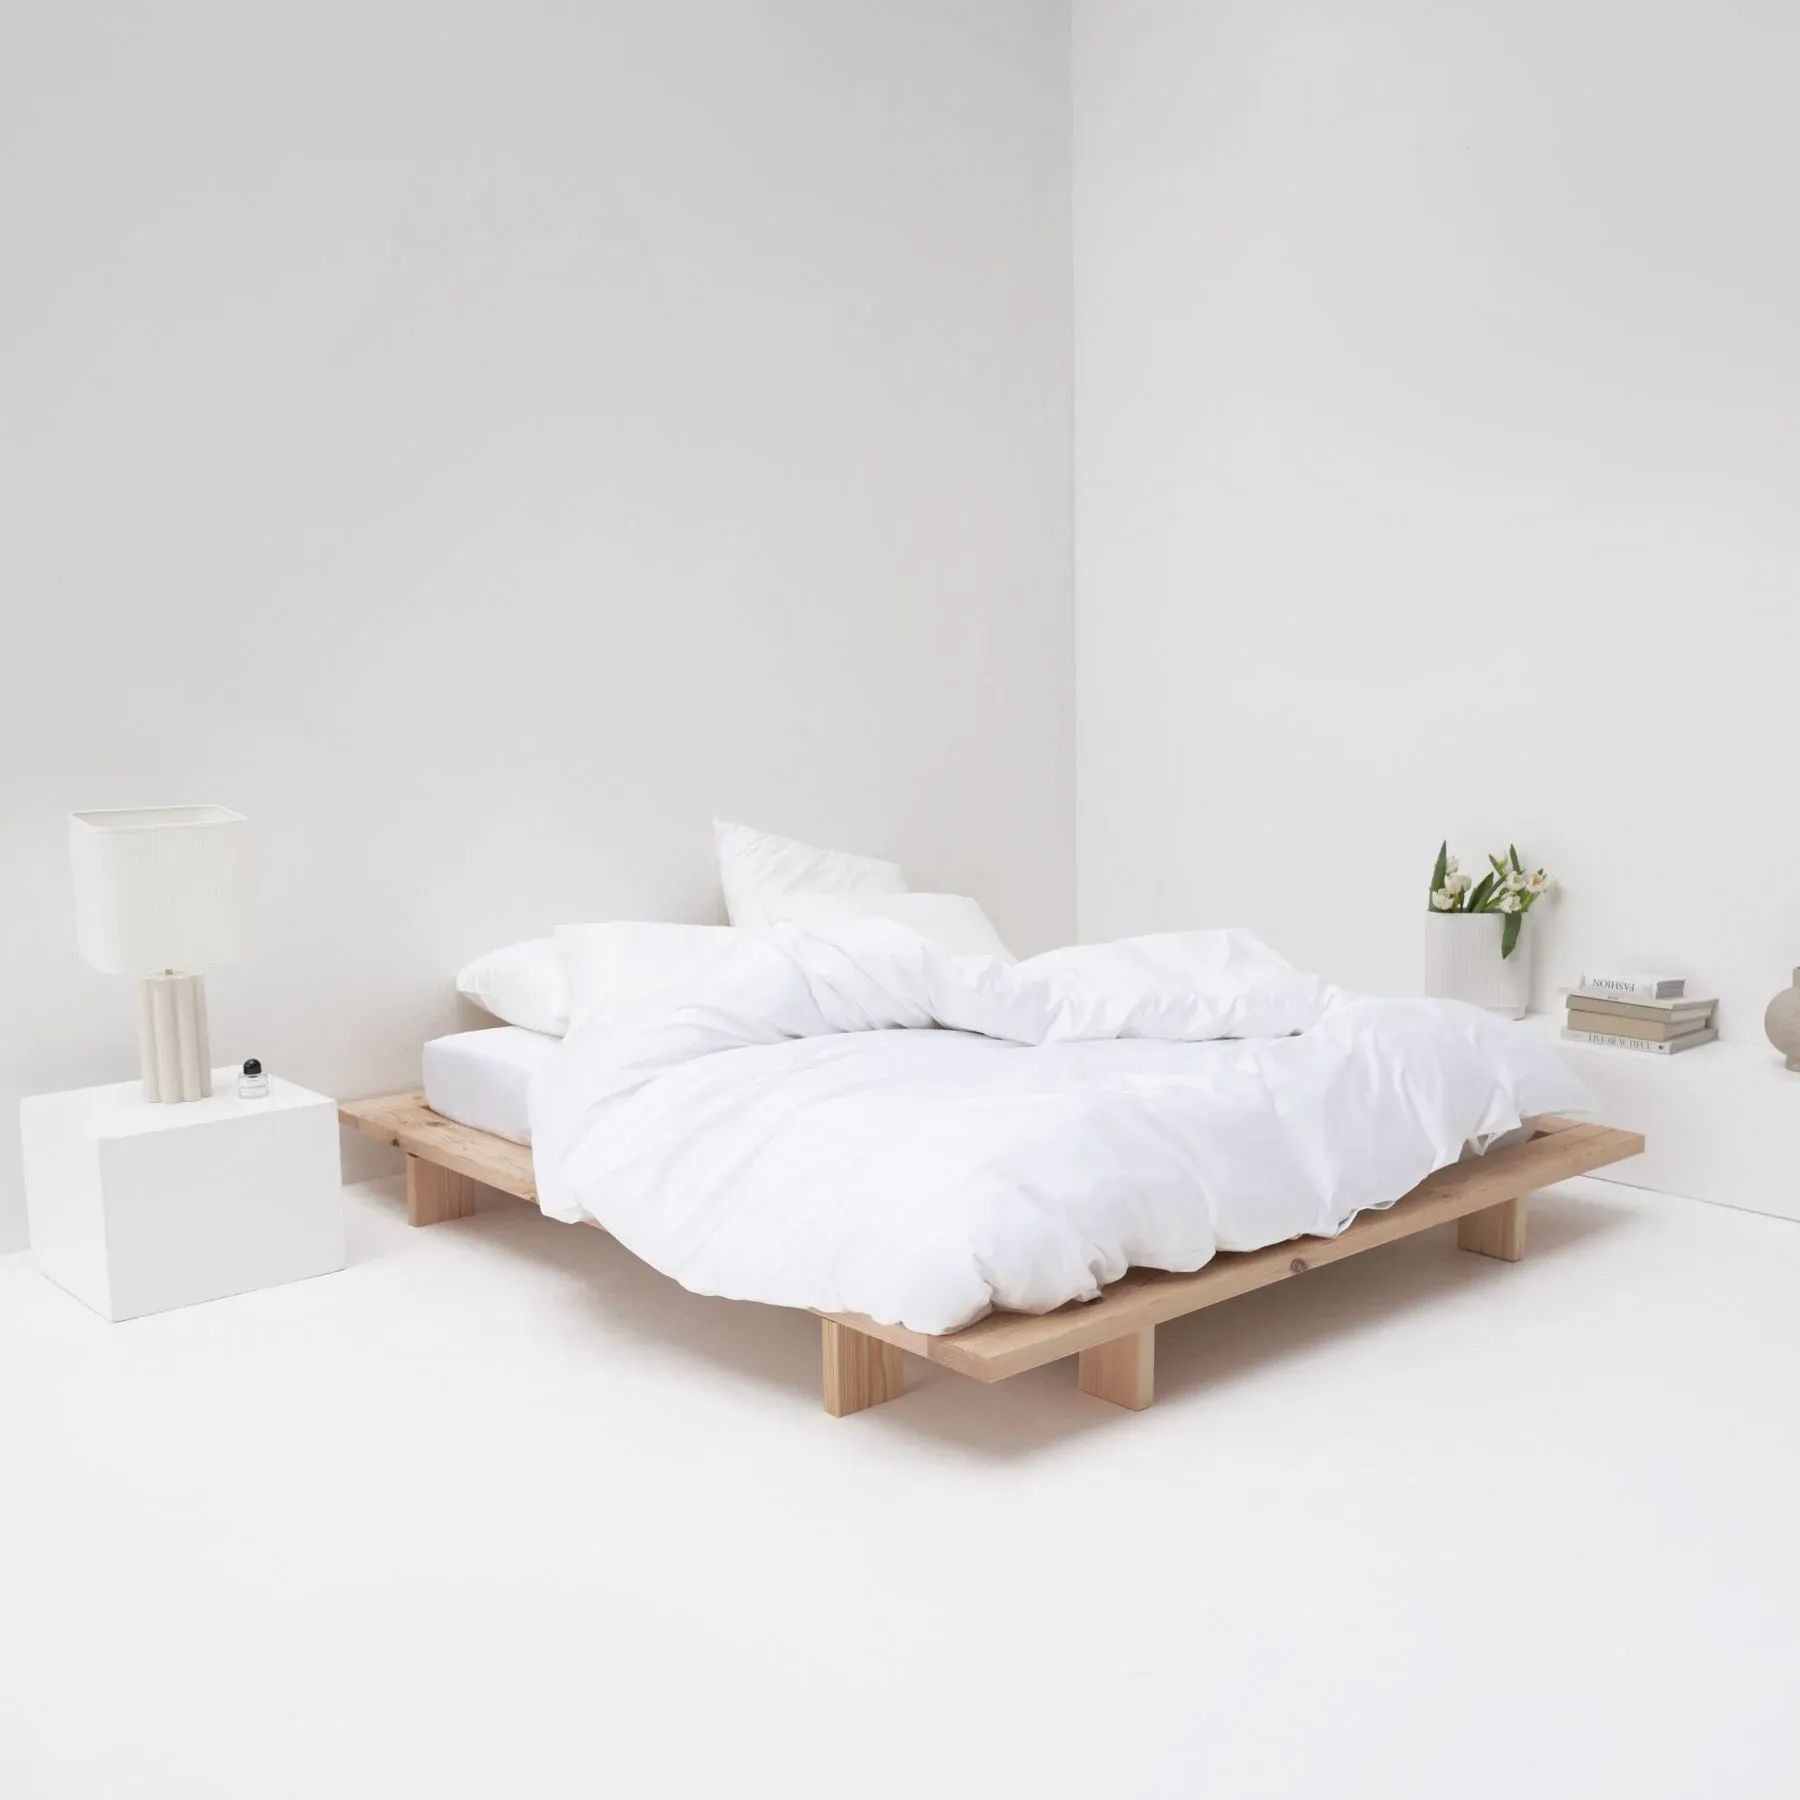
[527,924,1589,1335]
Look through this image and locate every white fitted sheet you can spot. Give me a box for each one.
[422,1026,559,1145]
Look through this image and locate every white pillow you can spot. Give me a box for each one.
[455,937,569,1037]
[767,892,1013,961]
[557,922,739,1030]
[714,819,906,929]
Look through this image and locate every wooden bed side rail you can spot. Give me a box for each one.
[340,1091,537,1201]
[337,1092,1643,1418]
[820,1117,1644,1385]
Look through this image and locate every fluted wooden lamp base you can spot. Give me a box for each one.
[136,973,212,1102]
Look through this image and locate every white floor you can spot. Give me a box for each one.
[4,1174,1799,1800]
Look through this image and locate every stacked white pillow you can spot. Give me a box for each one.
[717,819,1010,956]
[713,819,907,928]
[763,891,1012,961]
[557,922,737,1030]
[455,937,569,1037]
[454,821,1011,1035]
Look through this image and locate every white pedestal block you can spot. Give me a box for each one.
[1519,1015,1800,1222]
[21,1070,345,1321]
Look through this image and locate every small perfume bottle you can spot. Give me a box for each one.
[237,1057,270,1100]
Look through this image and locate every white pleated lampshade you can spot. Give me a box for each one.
[69,806,253,976]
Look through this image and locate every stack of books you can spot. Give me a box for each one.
[1563,973,1717,1055]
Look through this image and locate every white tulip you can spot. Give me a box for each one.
[1430,888,1458,911]
[1446,871,1471,895]
[1526,871,1547,893]
[1498,893,1522,914]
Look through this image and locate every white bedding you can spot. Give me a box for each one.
[423,1026,559,1144]
[527,923,1590,1336]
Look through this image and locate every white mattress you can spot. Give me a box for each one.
[422,1026,559,1145]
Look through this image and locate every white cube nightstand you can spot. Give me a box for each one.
[21,1070,345,1321]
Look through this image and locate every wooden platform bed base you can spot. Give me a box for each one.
[340,1095,1643,1418]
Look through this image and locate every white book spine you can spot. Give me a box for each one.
[1562,1027,1710,1055]
[1574,973,1681,1001]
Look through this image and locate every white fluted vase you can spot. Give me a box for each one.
[1423,912,1532,1018]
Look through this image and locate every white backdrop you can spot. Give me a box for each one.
[0,0,1076,1250]
[12,0,1795,1252]
[1073,0,1800,1036]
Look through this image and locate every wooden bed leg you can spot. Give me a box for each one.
[821,1320,904,1417]
[406,1154,480,1227]
[1077,1327,1155,1411]
[1457,1192,1528,1262]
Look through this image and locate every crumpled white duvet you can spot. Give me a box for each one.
[527,923,1590,1335]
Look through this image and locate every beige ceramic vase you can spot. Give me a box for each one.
[1765,968,1800,1071]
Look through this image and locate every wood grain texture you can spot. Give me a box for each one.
[1457,1193,1528,1261]
[340,1092,536,1200]
[405,1153,481,1227]
[821,1319,905,1417]
[1077,1328,1155,1410]
[821,1118,1644,1383]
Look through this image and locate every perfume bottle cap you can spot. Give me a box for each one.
[243,1058,262,1076]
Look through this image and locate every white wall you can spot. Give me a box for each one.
[0,0,1075,1250]
[1074,2,1800,1034]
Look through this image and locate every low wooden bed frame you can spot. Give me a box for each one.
[340,1094,1643,1417]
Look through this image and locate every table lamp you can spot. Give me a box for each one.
[69,806,254,1103]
